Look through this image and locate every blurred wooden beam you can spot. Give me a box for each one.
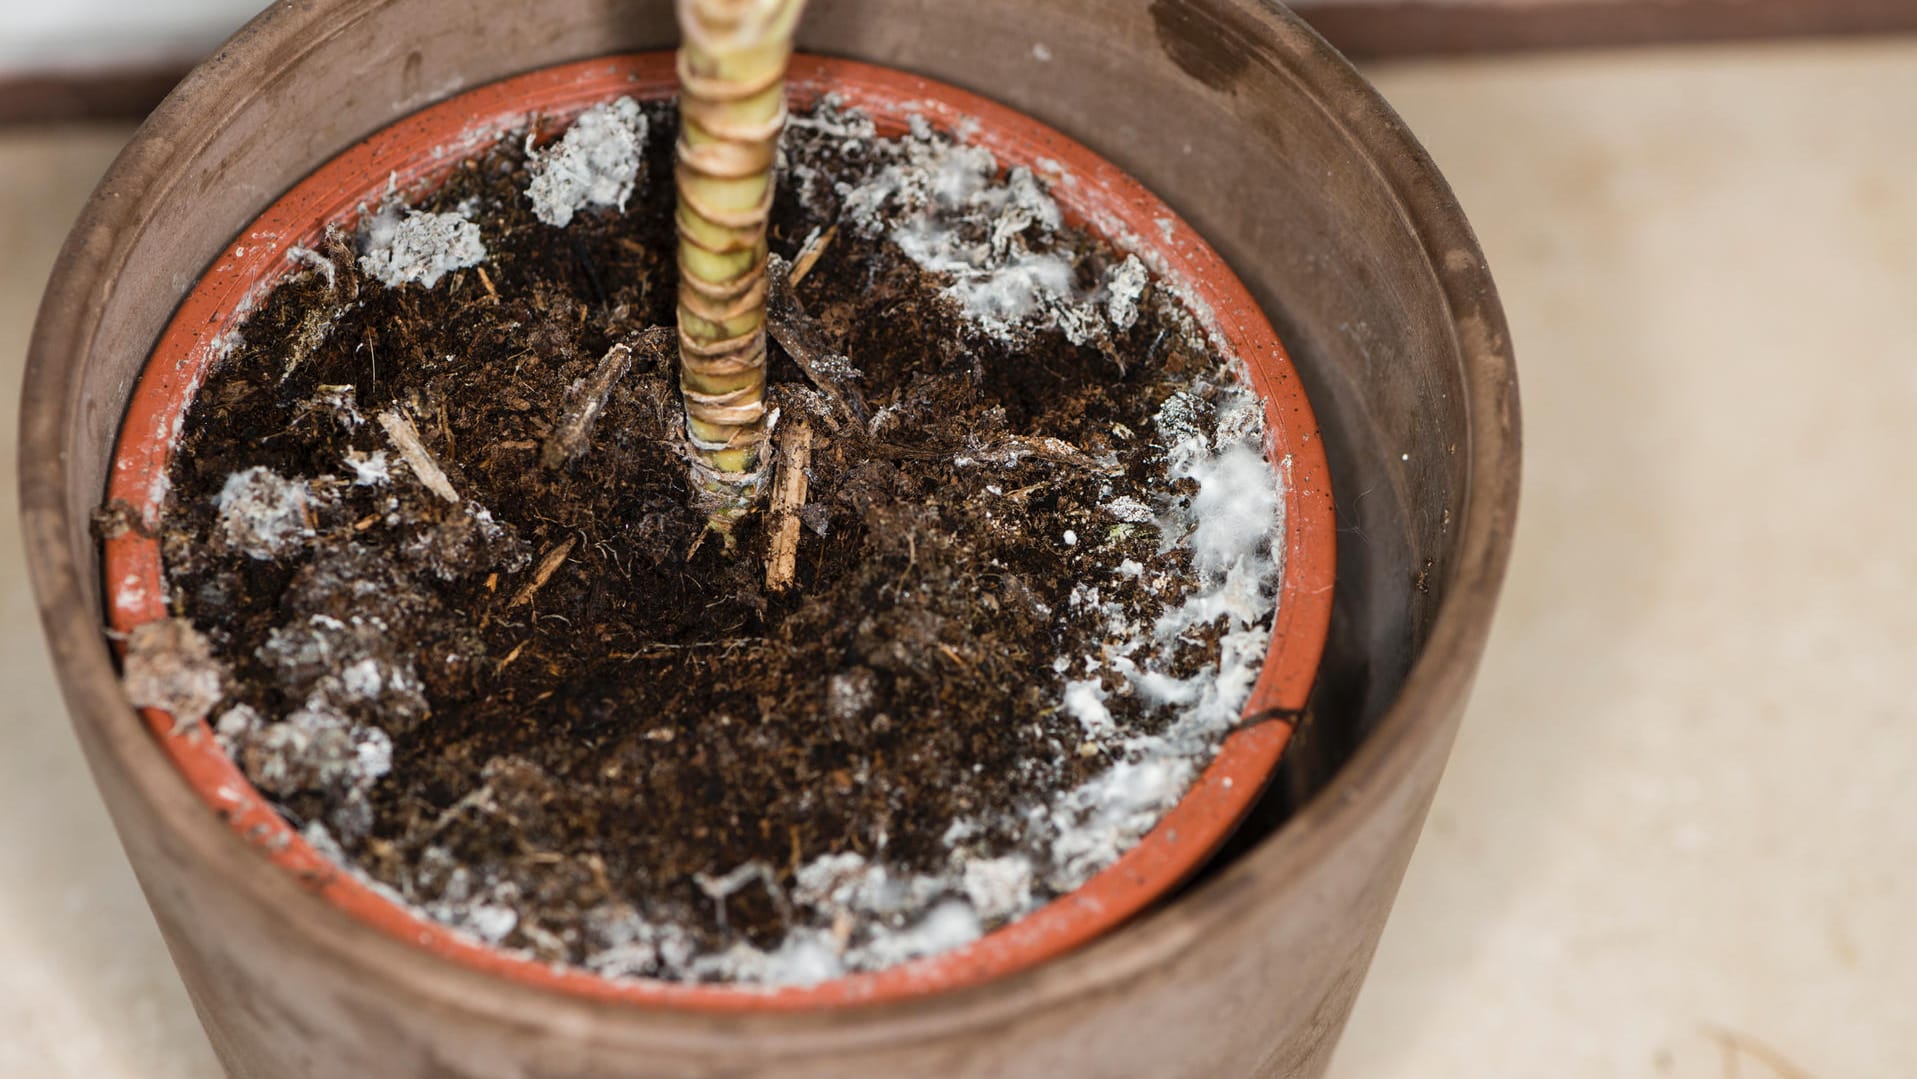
[2,2,1917,127]
[0,62,194,128]
[1291,0,1917,58]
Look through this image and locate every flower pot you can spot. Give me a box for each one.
[21,0,1520,1075]
[101,50,1338,1009]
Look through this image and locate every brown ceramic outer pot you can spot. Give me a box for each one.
[99,52,1339,1011]
[21,1,1520,1076]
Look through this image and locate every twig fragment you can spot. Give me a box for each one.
[788,224,838,286]
[764,418,814,592]
[494,639,528,673]
[377,408,460,503]
[543,343,634,468]
[966,433,1120,473]
[509,536,578,609]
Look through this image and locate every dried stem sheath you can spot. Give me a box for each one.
[766,256,867,431]
[764,419,813,591]
[675,0,807,535]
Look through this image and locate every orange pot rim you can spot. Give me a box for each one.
[101,53,1336,1011]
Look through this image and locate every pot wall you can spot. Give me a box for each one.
[21,1,1520,1076]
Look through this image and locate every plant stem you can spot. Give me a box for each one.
[674,0,807,539]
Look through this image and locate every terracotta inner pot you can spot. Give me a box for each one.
[100,53,1335,1009]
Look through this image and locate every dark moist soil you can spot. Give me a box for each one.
[156,99,1241,974]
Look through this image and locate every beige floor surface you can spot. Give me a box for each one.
[2,38,1912,1079]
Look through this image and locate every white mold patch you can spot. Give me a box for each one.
[215,466,316,560]
[358,205,487,289]
[526,97,650,228]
